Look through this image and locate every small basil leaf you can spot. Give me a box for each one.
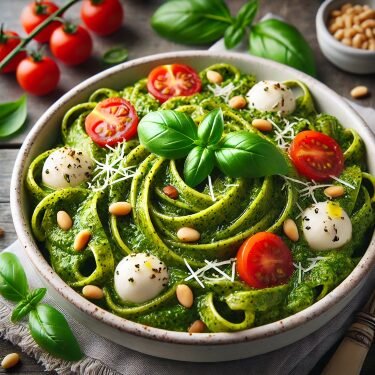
[224,24,246,49]
[249,19,316,76]
[0,252,28,302]
[138,110,198,159]
[102,47,128,65]
[197,108,224,146]
[29,304,83,361]
[0,95,27,138]
[215,131,288,178]
[236,0,258,27]
[151,0,233,44]
[184,146,215,187]
[11,288,47,323]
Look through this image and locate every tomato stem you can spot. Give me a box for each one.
[0,0,80,71]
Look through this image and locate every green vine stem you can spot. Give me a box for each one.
[0,0,81,71]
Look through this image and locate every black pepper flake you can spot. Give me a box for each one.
[45,169,50,174]
[150,274,156,279]
[305,226,311,230]
[68,150,76,157]
[64,174,71,183]
[333,236,339,242]
[314,208,319,214]
[303,216,310,221]
[85,172,90,178]
[128,277,134,282]
[135,264,140,269]
[67,164,72,168]
[324,227,328,233]
[116,270,119,275]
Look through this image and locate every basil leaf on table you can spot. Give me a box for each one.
[11,288,47,323]
[197,108,224,146]
[151,0,233,44]
[249,19,316,76]
[0,95,27,138]
[215,131,289,178]
[184,146,215,187]
[0,252,28,302]
[29,304,83,361]
[138,110,198,159]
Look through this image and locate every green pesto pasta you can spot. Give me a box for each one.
[26,63,375,333]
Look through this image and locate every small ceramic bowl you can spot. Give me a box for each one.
[10,51,375,362]
[316,0,375,74]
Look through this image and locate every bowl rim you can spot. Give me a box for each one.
[10,50,375,346]
[316,0,375,56]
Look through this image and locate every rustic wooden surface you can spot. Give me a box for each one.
[0,0,374,374]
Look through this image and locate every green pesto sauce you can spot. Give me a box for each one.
[27,63,375,333]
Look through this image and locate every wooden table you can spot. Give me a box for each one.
[0,0,374,373]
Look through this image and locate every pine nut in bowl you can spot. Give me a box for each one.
[316,0,375,73]
[10,51,375,362]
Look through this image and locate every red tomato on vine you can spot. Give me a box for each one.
[0,29,26,73]
[20,1,61,43]
[81,0,124,36]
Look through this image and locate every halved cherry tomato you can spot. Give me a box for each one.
[0,30,26,73]
[50,24,93,66]
[21,1,61,43]
[85,98,139,147]
[147,64,201,103]
[236,232,294,289]
[289,130,344,182]
[81,0,123,36]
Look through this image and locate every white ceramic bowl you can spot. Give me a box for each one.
[10,51,375,362]
[316,0,375,74]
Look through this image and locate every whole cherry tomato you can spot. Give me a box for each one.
[20,1,61,43]
[289,130,344,182]
[85,97,139,146]
[236,232,294,289]
[50,24,93,66]
[147,64,202,103]
[80,0,124,36]
[0,29,26,73]
[16,55,60,95]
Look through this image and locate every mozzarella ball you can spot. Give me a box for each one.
[42,147,93,189]
[246,80,296,115]
[302,201,352,251]
[114,253,169,304]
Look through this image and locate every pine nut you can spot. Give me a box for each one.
[176,284,194,308]
[365,28,373,39]
[329,22,341,33]
[344,15,353,28]
[283,218,299,242]
[350,85,369,99]
[352,33,364,48]
[177,227,200,242]
[358,9,374,22]
[228,95,247,109]
[57,210,73,231]
[188,320,206,333]
[361,40,369,49]
[74,229,91,251]
[0,227,4,238]
[341,3,352,12]
[353,5,363,13]
[343,28,356,38]
[324,185,345,198]
[369,40,375,50]
[334,29,345,40]
[342,37,352,46]
[82,285,104,300]
[109,202,132,216]
[163,185,179,199]
[1,353,20,369]
[330,10,342,17]
[361,19,375,29]
[252,119,273,132]
[353,15,361,25]
[206,70,223,84]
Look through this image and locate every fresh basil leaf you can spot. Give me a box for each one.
[102,47,128,65]
[249,19,316,76]
[11,288,47,323]
[138,110,198,159]
[151,0,233,44]
[224,24,246,49]
[0,252,28,302]
[197,108,224,146]
[184,146,215,187]
[215,131,288,178]
[29,304,83,361]
[0,95,27,138]
[236,0,258,27]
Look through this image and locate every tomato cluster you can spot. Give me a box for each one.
[0,0,124,95]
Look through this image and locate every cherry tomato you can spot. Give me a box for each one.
[20,1,61,43]
[81,0,123,36]
[16,56,60,96]
[289,130,344,182]
[85,98,139,147]
[0,30,26,73]
[50,24,92,66]
[236,232,294,289]
[147,64,202,103]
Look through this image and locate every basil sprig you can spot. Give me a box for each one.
[0,252,83,361]
[138,109,288,187]
[151,0,316,76]
[0,95,27,139]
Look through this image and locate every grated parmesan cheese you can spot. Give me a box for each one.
[207,82,239,103]
[207,175,216,202]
